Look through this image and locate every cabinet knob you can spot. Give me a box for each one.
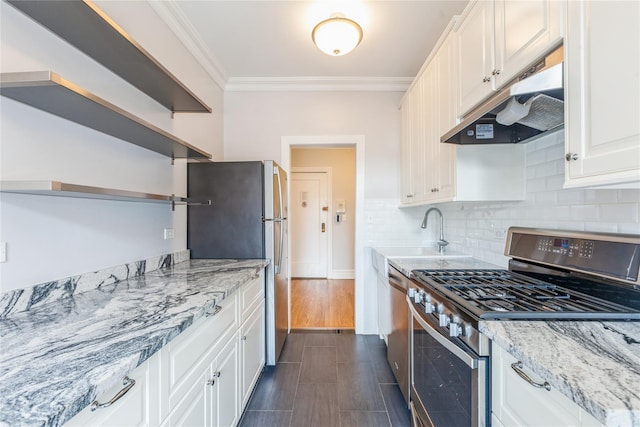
[483,76,491,83]
[241,335,247,341]
[565,153,579,162]
[207,378,216,386]
[492,69,501,76]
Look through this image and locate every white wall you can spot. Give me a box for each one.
[0,1,223,292]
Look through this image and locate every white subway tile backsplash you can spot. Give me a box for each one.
[367,133,638,268]
[600,204,639,222]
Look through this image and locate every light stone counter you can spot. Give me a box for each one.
[481,320,640,427]
[0,259,268,427]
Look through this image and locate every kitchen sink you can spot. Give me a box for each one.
[372,246,470,277]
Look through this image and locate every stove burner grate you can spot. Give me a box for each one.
[414,269,638,318]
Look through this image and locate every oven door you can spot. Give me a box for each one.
[409,298,489,427]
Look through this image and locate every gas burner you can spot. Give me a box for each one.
[413,267,640,320]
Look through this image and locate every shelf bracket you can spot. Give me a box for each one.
[172,196,212,211]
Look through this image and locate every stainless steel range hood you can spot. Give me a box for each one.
[442,47,564,145]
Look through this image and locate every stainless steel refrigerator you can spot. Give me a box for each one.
[187,160,288,365]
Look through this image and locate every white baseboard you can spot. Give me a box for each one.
[329,269,355,279]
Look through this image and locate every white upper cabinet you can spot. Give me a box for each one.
[455,0,495,116]
[456,0,563,117]
[494,0,563,87]
[400,20,526,208]
[400,76,428,204]
[564,0,640,188]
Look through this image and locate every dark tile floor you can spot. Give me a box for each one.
[239,332,411,427]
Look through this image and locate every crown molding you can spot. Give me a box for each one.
[147,0,228,90]
[148,1,411,93]
[225,76,412,92]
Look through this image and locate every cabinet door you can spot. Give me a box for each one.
[211,333,240,427]
[400,94,414,204]
[422,61,439,200]
[492,344,601,427]
[435,31,457,201]
[162,294,237,411]
[240,301,266,410]
[66,352,161,427]
[494,0,563,87]
[455,0,495,117]
[565,0,640,188]
[410,75,427,203]
[161,368,209,427]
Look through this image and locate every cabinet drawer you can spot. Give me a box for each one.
[66,351,160,426]
[164,294,237,407]
[491,343,601,426]
[240,273,264,323]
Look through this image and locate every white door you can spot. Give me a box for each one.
[290,172,328,278]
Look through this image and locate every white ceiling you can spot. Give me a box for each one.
[155,1,469,90]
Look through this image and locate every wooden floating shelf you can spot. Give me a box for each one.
[6,0,211,113]
[0,71,212,160]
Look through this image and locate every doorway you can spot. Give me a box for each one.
[290,170,330,278]
[288,146,356,330]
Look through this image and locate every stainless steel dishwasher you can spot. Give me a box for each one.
[387,265,410,406]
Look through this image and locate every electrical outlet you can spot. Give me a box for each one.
[0,242,6,263]
[163,228,175,240]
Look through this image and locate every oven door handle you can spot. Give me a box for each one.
[408,296,478,369]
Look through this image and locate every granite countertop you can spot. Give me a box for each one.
[481,320,640,427]
[0,259,268,427]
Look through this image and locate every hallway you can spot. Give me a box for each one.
[239,332,411,427]
[290,279,354,330]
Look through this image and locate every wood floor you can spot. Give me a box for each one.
[290,279,354,329]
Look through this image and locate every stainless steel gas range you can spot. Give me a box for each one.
[407,227,640,427]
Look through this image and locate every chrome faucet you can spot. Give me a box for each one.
[420,207,449,254]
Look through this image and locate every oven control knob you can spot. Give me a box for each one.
[436,303,444,314]
[414,290,424,304]
[408,288,416,298]
[464,323,474,337]
[439,313,450,327]
[449,322,462,337]
[424,301,435,314]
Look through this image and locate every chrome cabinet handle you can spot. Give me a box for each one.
[511,362,551,391]
[565,153,579,161]
[207,371,221,386]
[90,376,136,411]
[206,305,222,317]
[406,194,414,198]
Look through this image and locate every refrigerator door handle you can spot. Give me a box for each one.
[273,166,284,274]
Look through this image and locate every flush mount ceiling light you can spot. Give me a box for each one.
[312,14,363,56]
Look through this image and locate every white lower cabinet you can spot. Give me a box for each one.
[492,343,602,427]
[66,350,162,427]
[240,300,265,410]
[66,271,266,427]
